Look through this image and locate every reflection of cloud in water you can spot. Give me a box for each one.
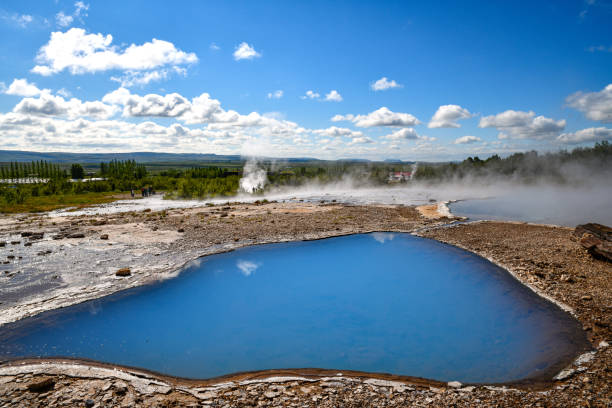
[237,260,260,276]
[372,232,396,243]
[88,301,102,315]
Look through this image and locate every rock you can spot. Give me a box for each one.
[178,228,185,233]
[85,399,95,407]
[581,295,592,301]
[24,242,32,247]
[7,255,15,259]
[20,232,33,237]
[264,391,280,398]
[554,368,575,381]
[29,232,44,240]
[114,381,128,395]
[447,381,462,389]
[11,241,20,245]
[574,223,612,262]
[67,233,85,238]
[26,378,55,393]
[91,220,107,226]
[116,268,131,277]
[143,209,151,213]
[0,241,5,247]
[100,234,109,240]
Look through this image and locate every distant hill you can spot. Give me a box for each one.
[0,150,323,164]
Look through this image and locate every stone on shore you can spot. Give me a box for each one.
[573,223,612,262]
[116,268,131,277]
[27,378,55,393]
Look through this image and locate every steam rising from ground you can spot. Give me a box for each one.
[51,157,612,227]
[239,159,268,193]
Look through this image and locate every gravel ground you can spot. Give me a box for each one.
[0,204,610,407]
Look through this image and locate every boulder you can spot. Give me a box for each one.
[573,223,612,262]
[27,378,55,393]
[116,267,131,277]
[100,234,109,240]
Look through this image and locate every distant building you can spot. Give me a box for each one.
[388,171,412,182]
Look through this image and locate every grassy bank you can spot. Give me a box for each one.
[0,191,134,214]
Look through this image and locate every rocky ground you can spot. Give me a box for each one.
[0,203,610,407]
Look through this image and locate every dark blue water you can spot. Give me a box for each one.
[0,233,587,383]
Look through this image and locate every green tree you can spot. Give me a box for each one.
[70,163,85,179]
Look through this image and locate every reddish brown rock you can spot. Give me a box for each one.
[115,268,131,277]
[574,223,612,262]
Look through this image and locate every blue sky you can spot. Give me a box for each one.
[0,0,610,160]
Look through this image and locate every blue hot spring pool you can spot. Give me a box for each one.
[0,233,587,383]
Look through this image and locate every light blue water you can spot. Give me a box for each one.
[0,233,587,383]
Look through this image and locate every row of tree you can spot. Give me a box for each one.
[0,161,67,180]
[100,159,147,179]
[413,141,612,183]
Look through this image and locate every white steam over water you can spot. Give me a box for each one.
[47,180,612,227]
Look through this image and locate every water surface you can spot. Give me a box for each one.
[0,233,587,383]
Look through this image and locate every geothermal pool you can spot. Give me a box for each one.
[0,234,587,383]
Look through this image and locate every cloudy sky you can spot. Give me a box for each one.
[0,1,611,161]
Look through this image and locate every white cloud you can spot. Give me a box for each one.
[313,126,363,138]
[336,107,420,128]
[371,77,402,91]
[349,137,374,145]
[13,93,118,119]
[13,14,33,28]
[428,104,472,128]
[301,90,320,100]
[325,90,343,102]
[210,43,220,51]
[110,70,172,87]
[383,128,419,140]
[454,135,481,144]
[56,88,72,98]
[479,110,565,140]
[233,42,261,61]
[330,113,353,122]
[4,79,47,97]
[74,2,89,18]
[556,127,612,144]
[267,90,283,99]
[31,28,198,77]
[55,2,89,28]
[55,11,73,27]
[566,83,612,123]
[100,87,306,141]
